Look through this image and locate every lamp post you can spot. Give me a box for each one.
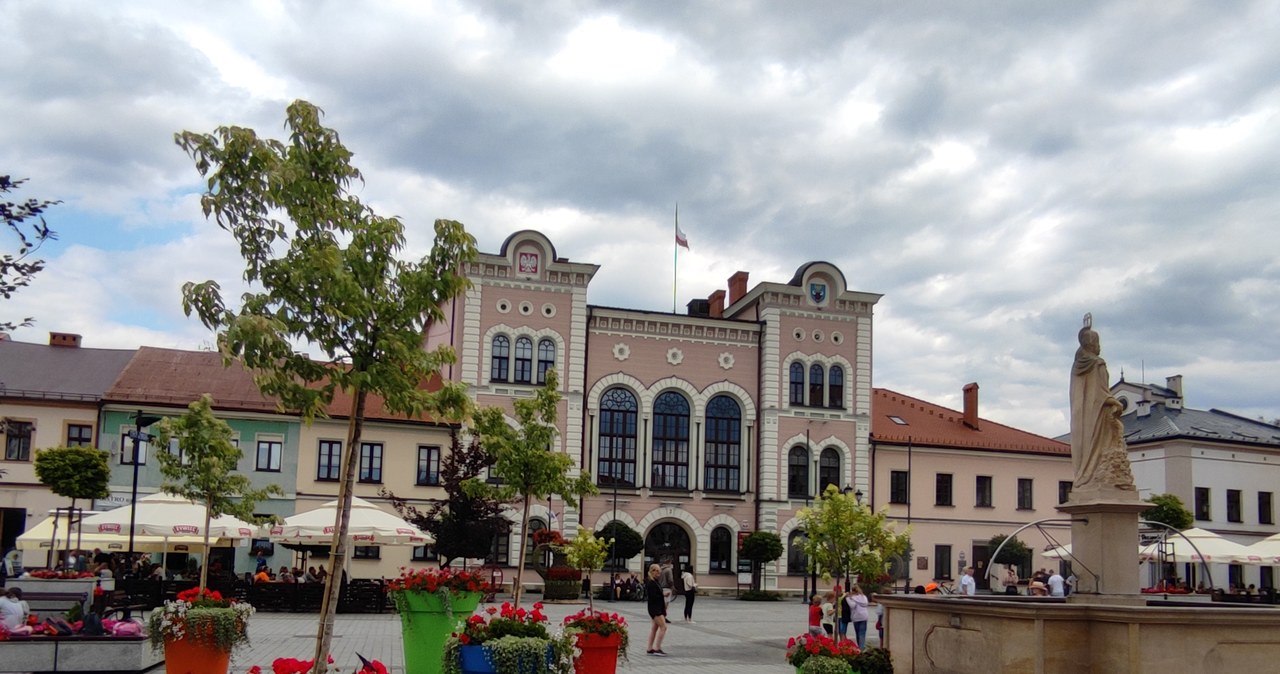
[609,471,619,602]
[126,411,163,560]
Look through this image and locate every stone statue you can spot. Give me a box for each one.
[1069,314,1136,496]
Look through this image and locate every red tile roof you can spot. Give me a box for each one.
[872,388,1068,456]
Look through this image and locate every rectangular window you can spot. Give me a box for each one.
[1262,566,1275,590]
[359,442,383,483]
[167,438,190,465]
[1227,489,1242,523]
[66,424,93,447]
[1261,492,1274,525]
[119,432,147,465]
[412,545,438,562]
[417,445,441,486]
[256,440,282,472]
[1017,478,1034,510]
[975,476,993,508]
[487,531,510,566]
[889,471,910,504]
[4,421,34,461]
[316,440,341,481]
[352,546,380,560]
[1058,481,1073,505]
[935,473,953,506]
[1195,487,1211,521]
[935,544,953,580]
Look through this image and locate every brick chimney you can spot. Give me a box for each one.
[49,332,82,348]
[962,382,980,430]
[708,290,725,318]
[728,271,749,305]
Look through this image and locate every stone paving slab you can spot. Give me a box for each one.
[230,595,883,673]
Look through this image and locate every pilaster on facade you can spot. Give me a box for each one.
[568,287,590,393]
[461,284,484,386]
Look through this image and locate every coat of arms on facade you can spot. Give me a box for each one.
[518,252,539,275]
[809,282,827,304]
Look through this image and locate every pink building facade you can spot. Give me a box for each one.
[431,230,881,591]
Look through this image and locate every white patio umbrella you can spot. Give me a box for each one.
[1041,544,1072,560]
[16,513,212,553]
[79,492,258,540]
[1139,527,1262,564]
[267,496,432,546]
[1247,533,1280,565]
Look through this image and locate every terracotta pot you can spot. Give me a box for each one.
[163,636,231,674]
[573,631,621,674]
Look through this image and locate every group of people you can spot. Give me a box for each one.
[253,558,326,584]
[1026,567,1071,596]
[806,585,875,649]
[607,573,644,600]
[643,559,698,657]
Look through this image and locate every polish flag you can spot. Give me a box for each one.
[675,223,690,249]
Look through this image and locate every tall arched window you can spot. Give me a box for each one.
[828,365,844,409]
[490,335,510,382]
[809,364,825,407]
[704,395,742,492]
[819,447,840,493]
[536,338,556,385]
[514,337,533,383]
[598,388,638,487]
[709,526,733,573]
[652,392,690,490]
[788,445,809,499]
[789,362,805,405]
[788,530,809,576]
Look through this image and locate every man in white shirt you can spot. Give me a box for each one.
[959,567,977,595]
[1048,571,1065,597]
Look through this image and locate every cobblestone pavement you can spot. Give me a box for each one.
[232,594,883,673]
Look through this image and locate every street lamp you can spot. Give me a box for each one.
[126,410,163,560]
[609,470,619,603]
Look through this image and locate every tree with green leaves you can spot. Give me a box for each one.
[468,369,597,606]
[798,484,910,586]
[595,520,644,566]
[174,99,476,664]
[2,175,59,331]
[382,432,512,568]
[740,530,783,591]
[154,395,282,592]
[563,527,611,610]
[1142,493,1193,531]
[989,534,1032,568]
[34,445,111,559]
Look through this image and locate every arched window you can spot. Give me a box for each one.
[709,526,733,573]
[652,392,690,490]
[704,395,742,492]
[789,362,805,405]
[490,335,510,382]
[819,447,840,493]
[536,338,556,385]
[828,365,844,409]
[525,517,547,569]
[788,530,809,576]
[514,337,533,383]
[788,446,809,499]
[598,388,638,487]
[809,364,825,407]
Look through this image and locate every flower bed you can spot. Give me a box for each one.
[444,601,573,674]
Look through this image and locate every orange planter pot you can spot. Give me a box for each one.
[573,632,621,674]
[163,636,232,674]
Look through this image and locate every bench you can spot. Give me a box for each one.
[22,590,89,615]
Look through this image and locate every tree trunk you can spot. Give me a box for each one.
[513,493,532,607]
[199,499,212,593]
[312,383,367,667]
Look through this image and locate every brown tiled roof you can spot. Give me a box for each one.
[871,388,1069,456]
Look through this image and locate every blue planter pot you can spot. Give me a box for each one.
[458,642,553,674]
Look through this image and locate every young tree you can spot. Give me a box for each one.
[154,395,283,592]
[174,100,476,663]
[799,484,910,585]
[989,534,1032,575]
[468,369,597,606]
[739,530,783,591]
[595,521,644,567]
[382,432,512,568]
[34,445,111,559]
[1,175,59,331]
[562,527,611,611]
[1142,493,1194,531]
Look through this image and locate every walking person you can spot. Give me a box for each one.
[644,563,669,656]
[847,584,870,651]
[680,563,698,623]
[959,567,977,596]
[659,559,675,609]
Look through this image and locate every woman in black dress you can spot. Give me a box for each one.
[644,563,669,656]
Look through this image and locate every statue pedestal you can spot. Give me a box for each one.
[1057,495,1148,598]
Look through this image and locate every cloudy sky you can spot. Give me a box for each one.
[4,1,1279,436]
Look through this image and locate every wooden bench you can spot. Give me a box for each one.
[22,590,89,615]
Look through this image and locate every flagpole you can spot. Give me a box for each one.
[673,203,679,313]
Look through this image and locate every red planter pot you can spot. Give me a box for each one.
[573,631,621,674]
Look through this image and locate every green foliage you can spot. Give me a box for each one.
[443,635,575,674]
[799,485,910,582]
[740,531,784,564]
[801,655,852,674]
[989,534,1032,566]
[1,175,60,331]
[1142,493,1194,531]
[595,521,643,561]
[563,527,611,573]
[33,445,110,506]
[148,606,251,654]
[852,648,895,674]
[468,369,597,605]
[154,394,283,591]
[736,589,782,601]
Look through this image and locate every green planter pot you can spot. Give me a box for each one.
[542,579,580,600]
[396,590,482,674]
